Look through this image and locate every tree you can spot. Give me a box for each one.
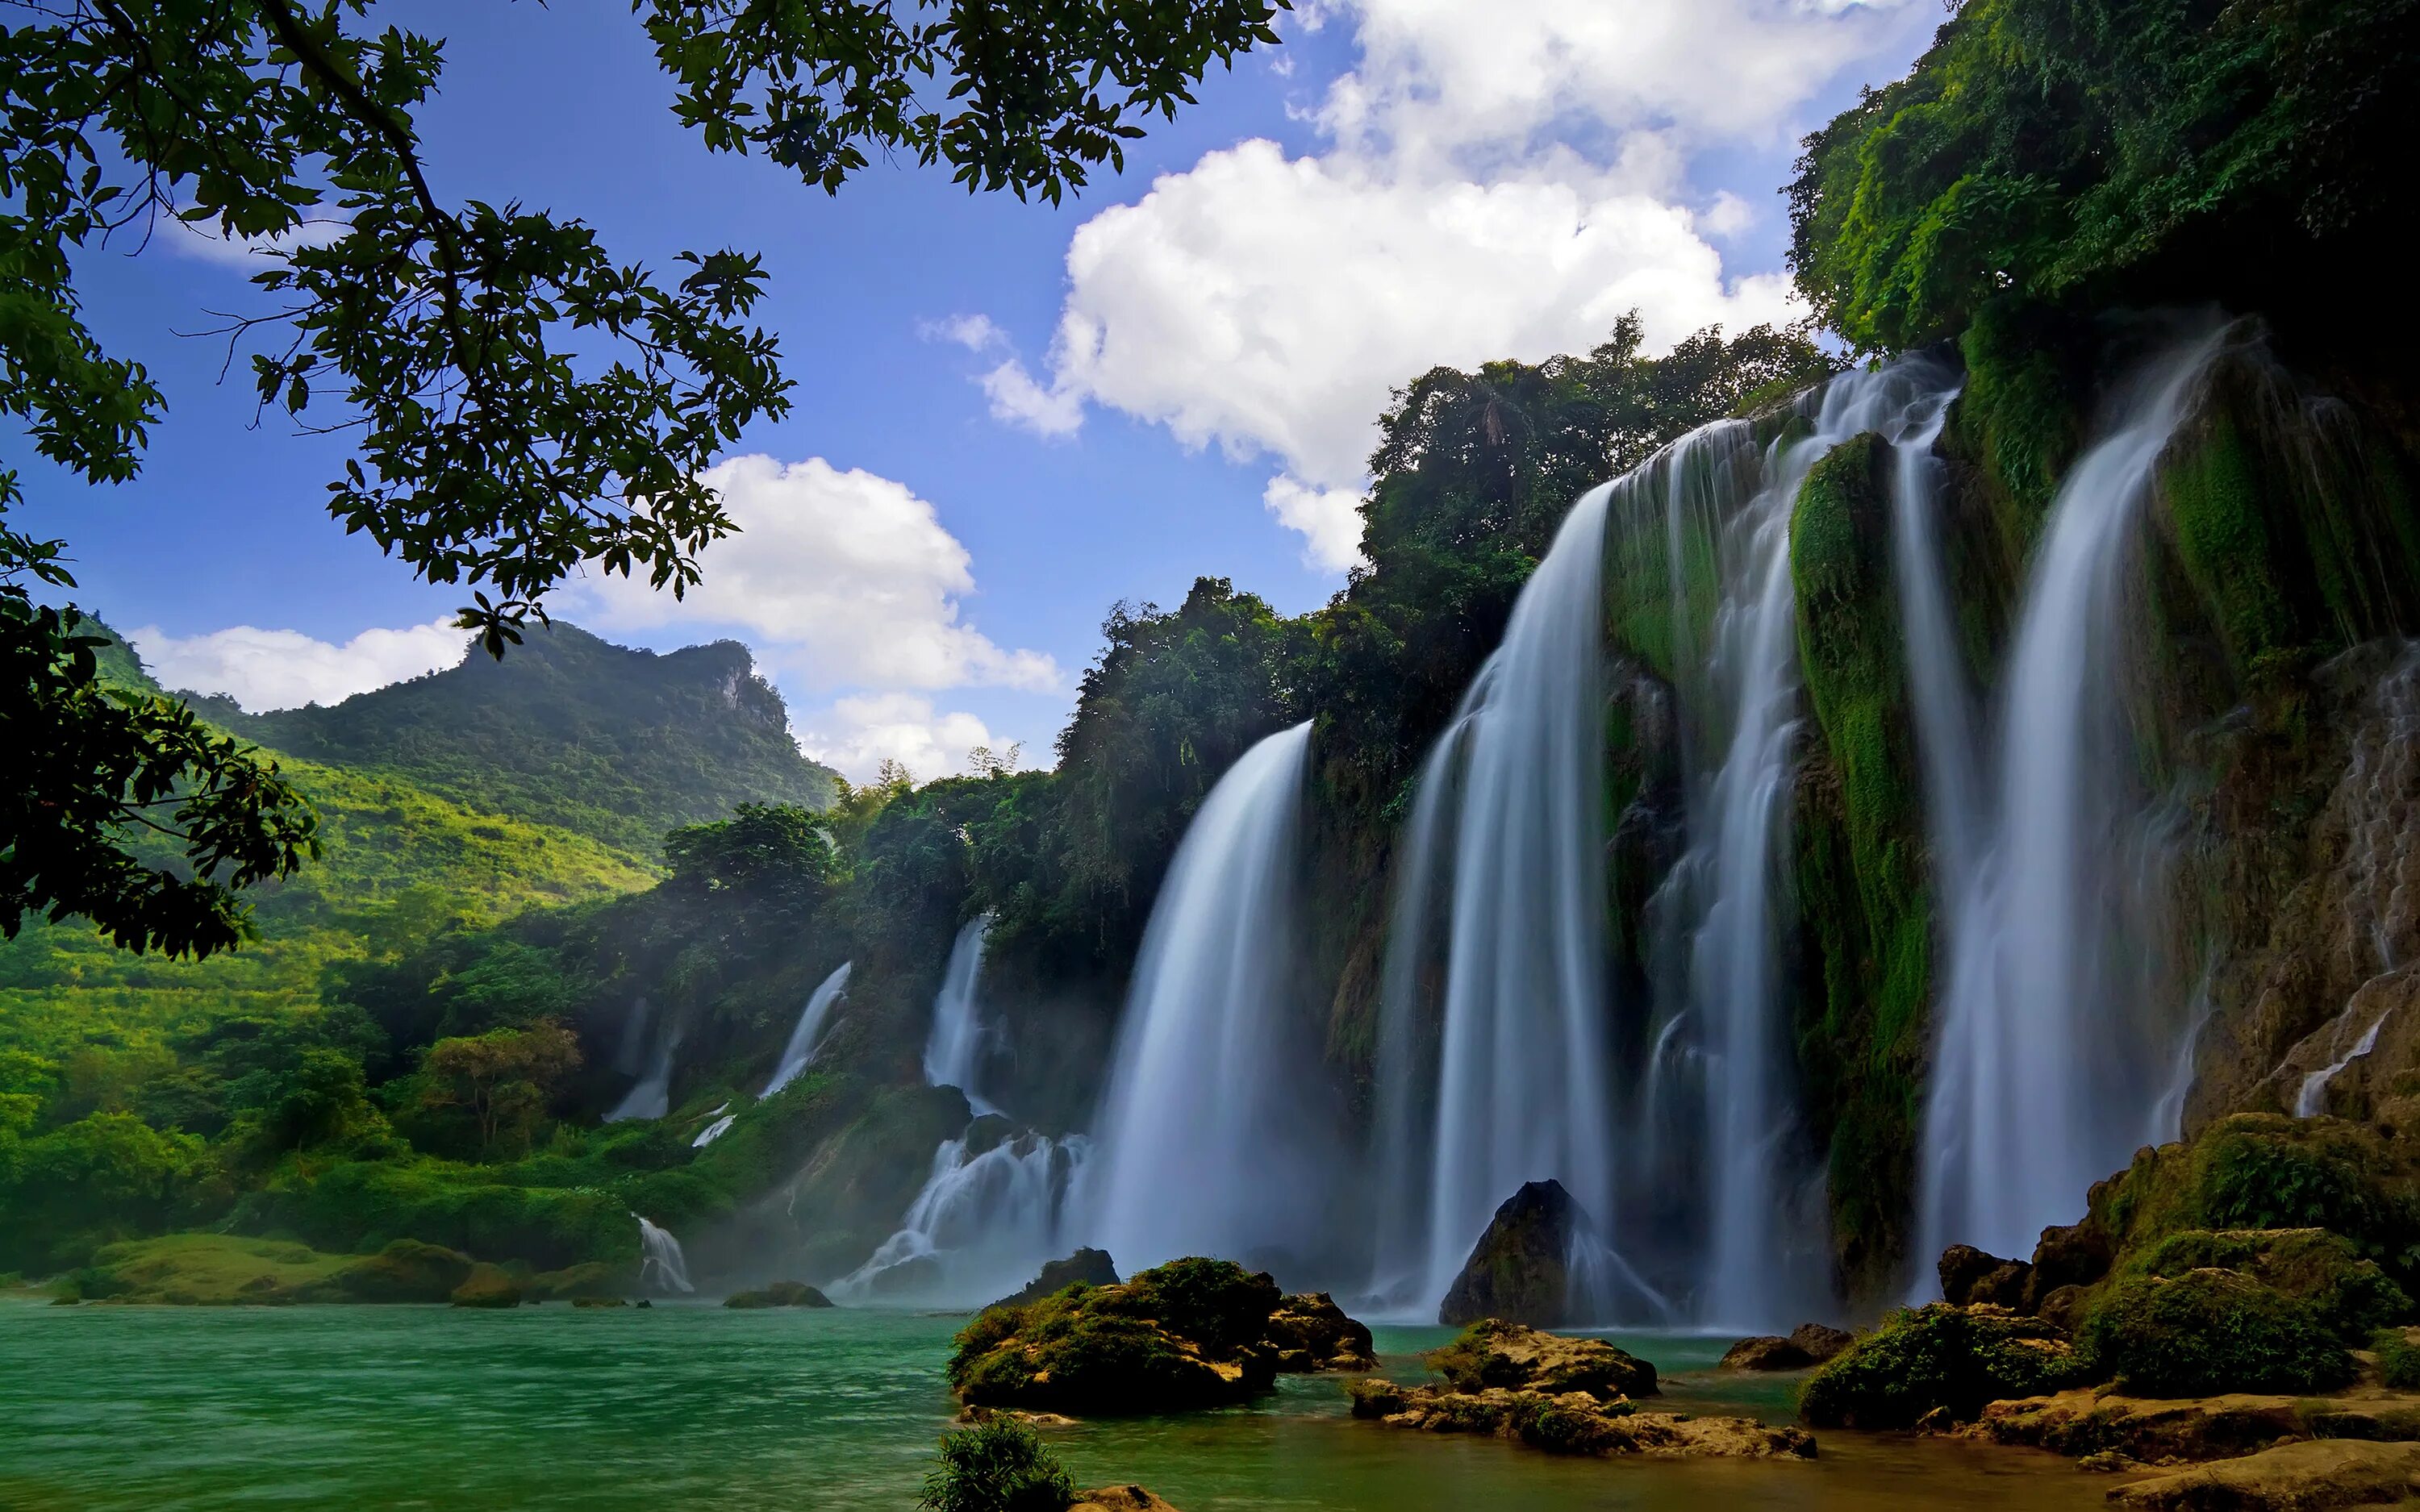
[2,0,1290,960]
[417,1020,582,1156]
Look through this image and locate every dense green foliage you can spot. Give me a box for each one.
[2075,1268,2355,1396]
[1798,1304,2086,1428]
[918,1418,1076,1512]
[197,623,837,858]
[1787,0,2418,354]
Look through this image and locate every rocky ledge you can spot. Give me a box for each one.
[2109,1439,2420,1510]
[1717,1322,1854,1372]
[724,1281,833,1309]
[1970,1384,2420,1464]
[1345,1319,1813,1460]
[946,1256,1374,1416]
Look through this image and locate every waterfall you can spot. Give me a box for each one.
[831,1133,1092,1306]
[761,962,852,1100]
[1917,321,2238,1268]
[2298,1016,2389,1116]
[923,917,997,1114]
[1087,721,1332,1272]
[636,1214,695,1293]
[606,1018,680,1123]
[692,1113,736,1148]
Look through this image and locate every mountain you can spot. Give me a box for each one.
[188,623,837,859]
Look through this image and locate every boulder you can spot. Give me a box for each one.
[1070,1488,1182,1512]
[947,1257,1373,1417]
[528,1261,625,1302]
[1262,1292,1377,1372]
[1970,1385,2420,1462]
[332,1239,474,1303]
[2022,1220,2113,1311]
[1799,1304,2084,1429]
[572,1297,628,1309]
[1345,1378,1812,1460]
[1439,1180,1592,1327]
[1789,1322,1854,1364]
[1938,1244,2032,1309]
[989,1248,1120,1311]
[1427,1318,1657,1399]
[449,1263,523,1309]
[724,1281,833,1309]
[2110,1438,2420,1510]
[1719,1335,1813,1371]
[2120,1229,2411,1343]
[2076,1268,2357,1396]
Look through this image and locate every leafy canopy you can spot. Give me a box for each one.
[1,0,1286,959]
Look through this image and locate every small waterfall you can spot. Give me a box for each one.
[2297,1015,2389,1117]
[611,995,654,1077]
[1087,721,1333,1272]
[606,1018,680,1123]
[692,1113,736,1148]
[832,1133,1093,1306]
[636,1214,695,1293]
[923,917,997,1114]
[761,962,852,1099]
[1918,321,2238,1267]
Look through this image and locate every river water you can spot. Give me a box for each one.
[0,1298,2107,1510]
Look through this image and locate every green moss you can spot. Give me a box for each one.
[1788,432,1934,1297]
[2375,1329,2420,1389]
[1798,1305,2087,1429]
[2076,1269,2354,1397]
[1947,298,2085,553]
[2128,1229,2410,1344]
[2162,407,2295,668]
[69,1232,353,1305]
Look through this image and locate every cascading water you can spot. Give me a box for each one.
[1917,321,2238,1268]
[1087,721,1334,1272]
[761,962,852,1100]
[832,1132,1092,1306]
[923,917,997,1114]
[606,1016,680,1123]
[636,1214,694,1293]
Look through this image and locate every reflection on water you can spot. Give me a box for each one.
[0,1301,2110,1511]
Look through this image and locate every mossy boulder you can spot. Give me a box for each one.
[724,1280,832,1309]
[528,1261,627,1302]
[989,1248,1119,1311]
[1262,1292,1377,1372]
[2126,1229,2410,1343]
[2076,1268,2356,1397]
[1438,1180,1590,1327]
[1938,1244,2031,1308]
[449,1262,524,1309]
[1799,1304,2085,1429]
[945,1258,1367,1417]
[1348,1348,1808,1461]
[65,1234,352,1305]
[333,1239,475,1302]
[1427,1318,1657,1400]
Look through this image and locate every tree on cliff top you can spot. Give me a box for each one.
[2,0,1289,960]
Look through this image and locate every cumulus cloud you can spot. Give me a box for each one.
[158,208,348,269]
[570,454,1060,694]
[129,619,468,711]
[974,0,1926,567]
[794,693,1035,785]
[924,314,1007,352]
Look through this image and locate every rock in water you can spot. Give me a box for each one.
[724,1281,833,1309]
[1788,1323,1854,1364]
[333,1239,474,1303]
[1718,1335,1813,1371]
[1440,1181,1588,1327]
[2110,1439,2420,1510]
[449,1263,523,1309]
[1428,1318,1657,1398]
[1262,1293,1378,1372]
[1937,1243,2031,1308]
[1070,1488,1183,1512]
[988,1248,1120,1310]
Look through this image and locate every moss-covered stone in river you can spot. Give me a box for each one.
[2076,1268,2355,1397]
[1798,1304,2086,1429]
[2122,1229,2409,1344]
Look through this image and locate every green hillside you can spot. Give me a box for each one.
[186,623,837,859]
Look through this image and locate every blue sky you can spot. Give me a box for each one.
[28,2,1938,781]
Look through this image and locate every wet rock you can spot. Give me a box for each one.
[449,1263,523,1309]
[724,1280,833,1309]
[1262,1292,1377,1372]
[1800,1303,2084,1429]
[1427,1318,1658,1399]
[989,1248,1120,1310]
[527,1260,624,1302]
[1345,1378,1813,1460]
[571,1297,628,1309]
[2022,1220,2113,1311]
[1070,1487,1183,1512]
[949,1257,1373,1416]
[1938,1244,2032,1308]
[2036,1284,2092,1334]
[1789,1322,1855,1364]
[1718,1336,1813,1371]
[333,1239,474,1303]
[1971,1383,2420,1462]
[1439,1180,1589,1327]
[2109,1438,2420,1510]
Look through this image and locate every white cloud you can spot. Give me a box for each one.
[971,0,1926,569]
[129,619,467,711]
[570,454,1060,694]
[1263,475,1369,573]
[158,209,348,269]
[794,693,1035,785]
[924,314,1007,352]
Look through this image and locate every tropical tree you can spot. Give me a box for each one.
[1,0,1290,959]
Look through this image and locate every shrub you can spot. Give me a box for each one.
[1799,1305,2086,1428]
[917,1419,1074,1512]
[2076,1270,2355,1397]
[2374,1329,2420,1390]
[2131,1229,2411,1344]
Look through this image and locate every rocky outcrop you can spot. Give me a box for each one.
[333,1239,476,1302]
[1799,1304,2084,1429]
[988,1248,1120,1311]
[1428,1318,1657,1399]
[724,1281,833,1309]
[1938,1243,2031,1308]
[1070,1488,1183,1512]
[2109,1439,2420,1510]
[1971,1385,2420,1463]
[1346,1377,1814,1460]
[1438,1181,1593,1327]
[449,1263,523,1308]
[1718,1323,1854,1371]
[947,1257,1374,1416]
